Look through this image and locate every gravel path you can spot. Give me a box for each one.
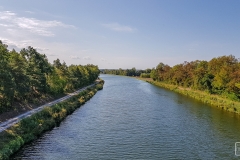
[0,83,96,133]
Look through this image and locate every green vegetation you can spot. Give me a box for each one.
[148,81,240,114]
[0,40,100,114]
[103,55,240,113]
[0,80,104,159]
[140,73,151,78]
[102,68,152,77]
[149,55,240,102]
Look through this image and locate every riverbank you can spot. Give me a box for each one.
[0,80,104,160]
[0,83,102,123]
[136,77,240,114]
[0,93,65,123]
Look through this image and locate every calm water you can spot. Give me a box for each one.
[13,75,240,159]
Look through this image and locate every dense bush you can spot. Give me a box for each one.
[140,73,151,78]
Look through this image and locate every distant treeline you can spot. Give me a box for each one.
[102,68,152,78]
[103,55,240,101]
[0,40,100,113]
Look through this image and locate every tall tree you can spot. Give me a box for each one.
[20,47,51,96]
[0,41,15,109]
[9,49,30,100]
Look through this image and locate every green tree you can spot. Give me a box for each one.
[0,41,15,110]
[150,68,158,80]
[9,49,30,100]
[208,55,239,94]
[20,47,52,96]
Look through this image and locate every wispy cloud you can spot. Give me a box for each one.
[0,11,76,37]
[46,53,57,56]
[0,38,53,53]
[36,47,49,52]
[70,56,81,59]
[102,23,136,32]
[0,38,32,50]
[83,56,91,60]
[0,23,13,27]
[80,49,90,52]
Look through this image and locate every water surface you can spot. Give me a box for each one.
[13,74,240,159]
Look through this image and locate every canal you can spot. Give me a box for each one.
[13,74,240,159]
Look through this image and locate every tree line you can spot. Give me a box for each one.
[102,68,152,77]
[0,40,100,113]
[103,55,240,101]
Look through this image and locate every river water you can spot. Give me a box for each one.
[13,74,240,159]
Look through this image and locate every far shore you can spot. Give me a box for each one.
[134,77,240,115]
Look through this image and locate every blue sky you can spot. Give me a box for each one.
[0,0,239,69]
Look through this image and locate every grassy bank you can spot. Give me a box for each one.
[0,80,104,160]
[137,78,240,114]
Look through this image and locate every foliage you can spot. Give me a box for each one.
[149,80,240,114]
[140,73,150,78]
[102,55,240,102]
[103,68,152,77]
[149,55,240,101]
[0,81,104,159]
[0,41,100,113]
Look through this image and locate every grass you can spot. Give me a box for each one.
[0,80,104,160]
[147,80,240,114]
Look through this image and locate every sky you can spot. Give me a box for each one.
[0,0,239,69]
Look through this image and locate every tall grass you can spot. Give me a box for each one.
[0,80,104,160]
[148,81,240,114]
